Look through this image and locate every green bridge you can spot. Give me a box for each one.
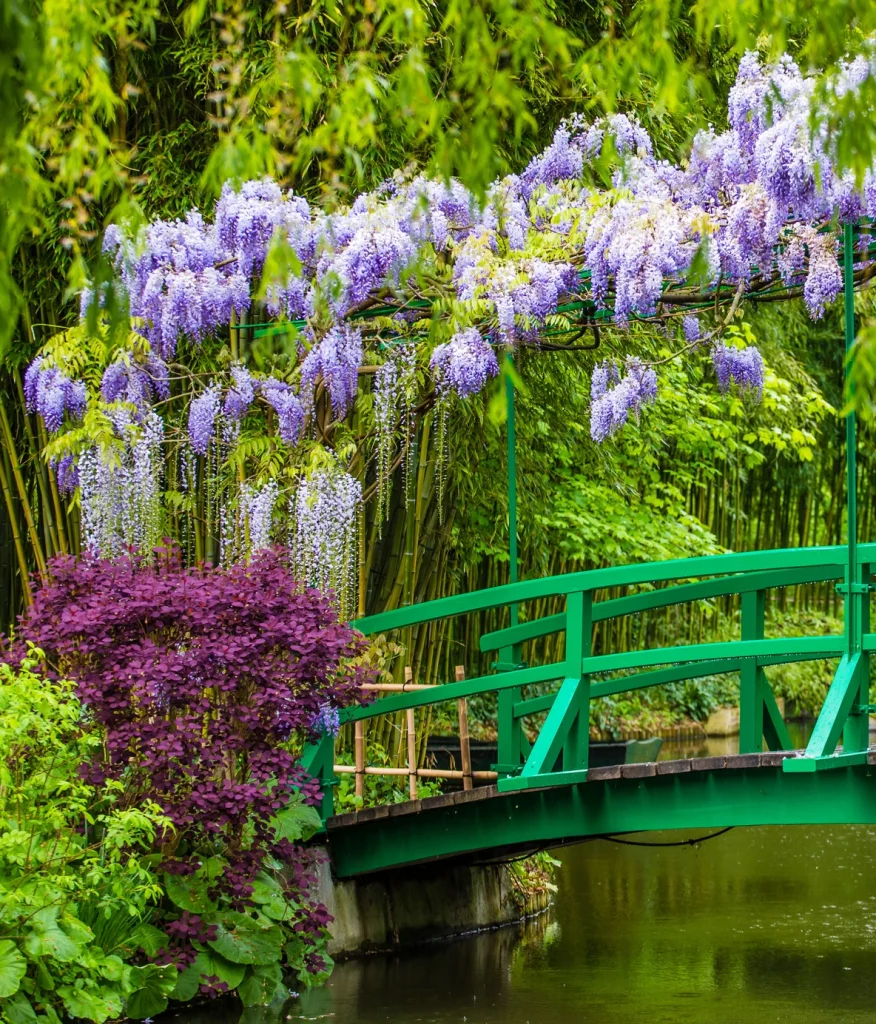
[301,541,876,878]
[301,225,876,880]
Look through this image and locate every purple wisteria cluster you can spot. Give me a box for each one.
[711,343,766,395]
[290,467,363,618]
[300,325,362,418]
[430,328,499,398]
[590,359,658,442]
[78,411,164,557]
[77,48,874,369]
[24,358,87,432]
[25,46,876,531]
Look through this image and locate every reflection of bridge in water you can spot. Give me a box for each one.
[302,545,876,878]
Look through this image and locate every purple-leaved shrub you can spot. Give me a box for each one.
[8,545,370,993]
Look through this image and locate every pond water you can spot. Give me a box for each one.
[171,723,876,1024]
[293,822,876,1024]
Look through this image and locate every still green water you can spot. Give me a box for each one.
[172,727,876,1024]
[291,824,876,1024]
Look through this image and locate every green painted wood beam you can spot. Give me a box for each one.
[582,635,844,676]
[355,546,858,637]
[512,647,838,720]
[499,768,590,792]
[340,660,565,722]
[518,676,585,777]
[326,764,876,877]
[479,563,841,652]
[784,652,864,767]
[761,676,793,751]
[781,751,868,772]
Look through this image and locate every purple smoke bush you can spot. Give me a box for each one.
[9,547,371,978]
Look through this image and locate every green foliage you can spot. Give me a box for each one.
[0,652,173,1022]
[155,792,331,999]
[334,742,442,813]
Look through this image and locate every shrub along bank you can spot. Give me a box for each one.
[0,549,369,1023]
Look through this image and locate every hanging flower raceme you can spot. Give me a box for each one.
[300,325,363,418]
[711,343,765,395]
[223,364,256,423]
[52,455,79,496]
[290,466,362,617]
[590,358,658,442]
[79,411,164,557]
[311,702,341,737]
[24,357,87,432]
[259,379,305,445]
[187,383,221,455]
[233,479,279,557]
[101,352,169,417]
[430,329,499,398]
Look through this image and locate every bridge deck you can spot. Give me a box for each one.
[324,749,876,878]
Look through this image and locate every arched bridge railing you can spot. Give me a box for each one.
[301,544,875,820]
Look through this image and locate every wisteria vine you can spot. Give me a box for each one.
[28,48,876,580]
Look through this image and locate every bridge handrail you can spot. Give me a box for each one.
[305,544,875,820]
[480,563,846,651]
[354,544,865,637]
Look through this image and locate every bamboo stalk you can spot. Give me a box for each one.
[457,663,473,791]
[406,667,417,799]
[0,448,33,604]
[0,402,47,577]
[332,766,497,780]
[354,720,365,799]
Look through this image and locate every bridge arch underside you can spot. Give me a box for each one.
[325,754,876,878]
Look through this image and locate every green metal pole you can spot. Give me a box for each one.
[843,221,860,657]
[842,220,869,754]
[506,353,519,625]
[497,352,523,772]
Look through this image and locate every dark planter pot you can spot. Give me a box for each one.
[425,735,663,788]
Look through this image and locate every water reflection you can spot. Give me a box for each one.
[298,825,876,1024]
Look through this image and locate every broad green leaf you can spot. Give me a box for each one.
[23,913,81,963]
[128,922,169,956]
[97,954,128,983]
[59,913,94,945]
[164,872,218,913]
[237,962,285,1007]
[0,939,26,997]
[270,801,322,843]
[207,913,283,965]
[3,992,38,1024]
[250,873,283,902]
[126,964,178,1020]
[192,948,247,988]
[58,984,120,1023]
[250,874,292,921]
[170,962,201,1002]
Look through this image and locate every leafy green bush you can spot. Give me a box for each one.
[0,651,175,1023]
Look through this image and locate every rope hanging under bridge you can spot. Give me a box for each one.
[599,826,735,848]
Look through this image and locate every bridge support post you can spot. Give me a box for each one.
[785,222,871,771]
[496,354,526,776]
[300,732,337,822]
[496,645,526,773]
[563,591,592,771]
[740,590,791,753]
[509,590,592,783]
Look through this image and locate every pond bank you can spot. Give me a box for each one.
[316,854,552,958]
